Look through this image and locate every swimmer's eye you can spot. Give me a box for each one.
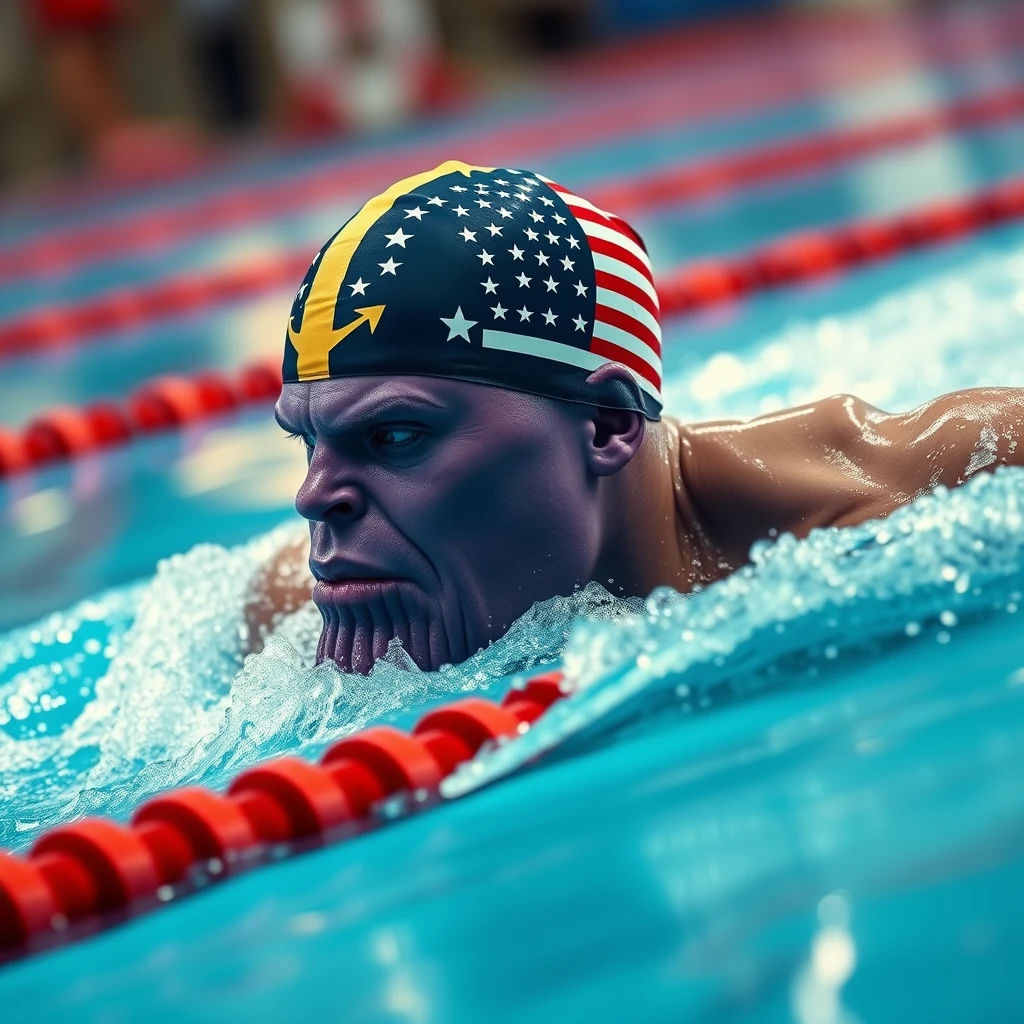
[370,426,422,450]
[285,431,315,454]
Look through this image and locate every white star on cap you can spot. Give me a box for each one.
[574,280,588,296]
[535,251,550,266]
[508,244,525,260]
[494,178,509,185]
[454,205,469,217]
[475,198,491,208]
[516,272,532,288]
[450,185,467,192]
[545,231,559,245]
[567,235,580,249]
[516,192,531,203]
[517,306,533,322]
[459,227,477,242]
[440,306,477,341]
[481,277,498,294]
[348,277,369,295]
[498,207,513,219]
[427,196,446,206]
[491,302,507,319]
[524,227,539,241]
[477,249,495,265]
[543,275,558,292]
[404,206,427,219]
[385,227,413,248]
[573,314,587,332]
[538,196,555,207]
[553,213,567,225]
[529,211,545,223]
[561,256,575,271]
[379,257,401,275]
[543,308,558,325]
[484,223,503,237]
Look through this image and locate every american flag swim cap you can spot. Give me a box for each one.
[282,160,662,420]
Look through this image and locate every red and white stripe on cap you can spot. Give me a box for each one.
[538,174,662,404]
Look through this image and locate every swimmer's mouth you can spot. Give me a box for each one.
[313,578,408,603]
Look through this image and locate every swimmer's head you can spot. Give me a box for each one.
[278,162,661,673]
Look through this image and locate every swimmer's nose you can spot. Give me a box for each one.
[295,465,368,523]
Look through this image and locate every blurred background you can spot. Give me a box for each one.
[2,0,1023,631]
[0,0,954,190]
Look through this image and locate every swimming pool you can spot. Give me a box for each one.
[2,6,1024,1020]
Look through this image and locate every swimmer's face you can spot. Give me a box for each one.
[276,375,625,673]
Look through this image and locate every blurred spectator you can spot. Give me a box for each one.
[31,0,204,182]
[31,0,128,154]
[178,0,260,131]
[269,0,462,134]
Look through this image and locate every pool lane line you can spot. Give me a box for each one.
[0,672,569,963]
[4,78,1024,364]
[3,11,1023,286]
[0,358,284,478]
[546,2,1019,95]
[2,174,1023,482]
[597,85,1024,215]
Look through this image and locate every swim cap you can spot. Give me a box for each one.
[282,160,662,420]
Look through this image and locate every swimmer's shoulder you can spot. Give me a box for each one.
[243,530,313,653]
[675,387,1024,542]
[671,394,892,546]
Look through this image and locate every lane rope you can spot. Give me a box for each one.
[0,671,569,962]
[1,7,1021,285]
[2,174,1022,480]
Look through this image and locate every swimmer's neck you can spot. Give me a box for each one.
[592,417,714,599]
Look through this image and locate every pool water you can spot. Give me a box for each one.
[2,7,1024,1020]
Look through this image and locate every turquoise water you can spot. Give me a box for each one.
[2,228,1024,1018]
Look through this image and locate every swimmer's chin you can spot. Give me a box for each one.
[313,580,471,674]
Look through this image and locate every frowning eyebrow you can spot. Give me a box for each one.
[310,392,449,434]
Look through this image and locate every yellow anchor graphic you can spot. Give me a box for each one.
[286,159,494,382]
[291,303,385,380]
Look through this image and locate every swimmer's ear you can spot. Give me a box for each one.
[582,364,647,477]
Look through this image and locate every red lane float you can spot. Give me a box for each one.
[2,6,1023,287]
[594,84,1024,215]
[0,670,570,961]
[654,175,1024,314]
[0,254,308,361]
[0,358,283,479]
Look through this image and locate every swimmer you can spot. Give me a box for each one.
[246,161,1024,673]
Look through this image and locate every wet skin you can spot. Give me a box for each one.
[250,369,1024,673]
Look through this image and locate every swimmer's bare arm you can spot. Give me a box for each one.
[678,388,1024,564]
[243,532,313,653]
[824,387,1024,525]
